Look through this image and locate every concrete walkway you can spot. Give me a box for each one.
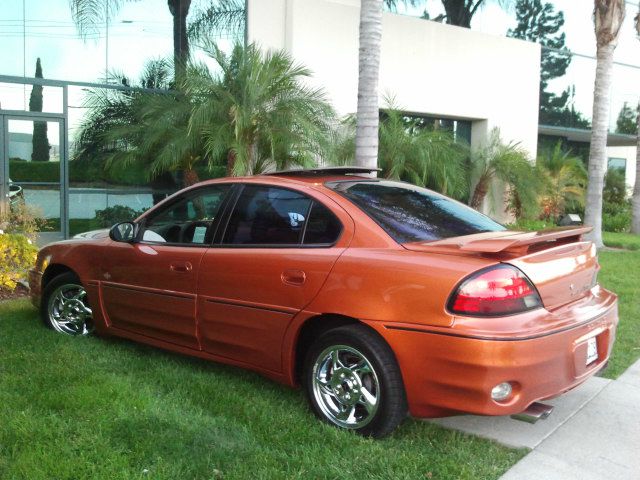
[430,361,640,479]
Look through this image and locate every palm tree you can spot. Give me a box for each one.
[187,42,336,176]
[104,83,205,187]
[469,129,539,219]
[69,0,245,79]
[632,5,640,234]
[537,143,587,222]
[330,104,469,199]
[584,0,626,248]
[355,0,384,169]
[378,109,468,198]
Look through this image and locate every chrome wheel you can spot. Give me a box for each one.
[47,283,93,336]
[312,345,380,429]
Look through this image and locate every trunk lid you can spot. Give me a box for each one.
[404,227,599,310]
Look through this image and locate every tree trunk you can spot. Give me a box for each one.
[168,0,191,80]
[585,0,625,248]
[584,43,615,248]
[442,0,474,28]
[470,176,488,210]
[183,168,199,187]
[226,150,236,177]
[632,102,640,233]
[355,0,383,170]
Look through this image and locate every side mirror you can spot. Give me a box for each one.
[109,222,137,243]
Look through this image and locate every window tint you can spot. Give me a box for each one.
[224,186,312,245]
[141,185,230,245]
[328,180,505,243]
[303,202,342,245]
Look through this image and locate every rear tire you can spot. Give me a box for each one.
[41,272,94,336]
[303,324,407,438]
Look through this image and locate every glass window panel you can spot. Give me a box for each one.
[329,180,505,244]
[303,202,342,245]
[141,185,230,244]
[224,186,312,245]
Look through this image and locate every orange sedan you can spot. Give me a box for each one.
[29,167,618,438]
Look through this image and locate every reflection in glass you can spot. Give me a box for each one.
[330,180,506,243]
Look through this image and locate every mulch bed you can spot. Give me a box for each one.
[0,284,30,302]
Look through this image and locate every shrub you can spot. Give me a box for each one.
[602,200,631,233]
[0,233,37,291]
[506,219,556,231]
[94,205,147,228]
[0,203,46,241]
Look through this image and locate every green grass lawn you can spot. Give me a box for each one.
[0,300,524,480]
[2,235,638,479]
[599,234,640,378]
[603,231,640,251]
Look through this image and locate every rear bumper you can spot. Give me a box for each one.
[28,269,43,309]
[372,289,618,418]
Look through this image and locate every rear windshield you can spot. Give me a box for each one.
[327,180,506,243]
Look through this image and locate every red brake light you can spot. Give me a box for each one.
[448,265,542,316]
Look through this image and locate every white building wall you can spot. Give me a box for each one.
[247,0,541,157]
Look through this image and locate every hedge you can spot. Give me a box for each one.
[9,160,226,186]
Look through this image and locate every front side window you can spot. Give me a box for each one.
[140,185,230,245]
[328,180,505,243]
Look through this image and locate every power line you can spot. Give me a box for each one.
[542,45,640,71]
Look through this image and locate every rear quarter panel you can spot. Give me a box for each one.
[305,247,494,327]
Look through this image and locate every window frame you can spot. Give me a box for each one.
[134,183,236,248]
[214,183,344,249]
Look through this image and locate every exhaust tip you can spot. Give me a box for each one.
[510,402,554,424]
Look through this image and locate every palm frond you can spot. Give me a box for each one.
[188,0,245,43]
[69,0,135,38]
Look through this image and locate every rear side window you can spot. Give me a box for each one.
[327,180,505,243]
[223,186,312,245]
[303,202,342,245]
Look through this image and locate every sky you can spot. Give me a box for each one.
[1,0,639,136]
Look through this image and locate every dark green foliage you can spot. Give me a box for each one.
[507,1,589,127]
[470,129,541,219]
[602,169,631,232]
[29,58,50,162]
[188,42,337,176]
[330,102,469,200]
[94,205,147,227]
[537,142,587,221]
[604,168,627,206]
[602,208,631,233]
[73,59,176,186]
[615,102,639,135]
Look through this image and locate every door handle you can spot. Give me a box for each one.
[170,261,193,273]
[281,269,306,286]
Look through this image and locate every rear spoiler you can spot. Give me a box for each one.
[403,226,592,256]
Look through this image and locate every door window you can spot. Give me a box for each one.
[222,185,343,246]
[140,184,230,245]
[302,201,342,245]
[223,186,311,245]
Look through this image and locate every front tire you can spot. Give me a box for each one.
[41,272,94,336]
[304,324,407,438]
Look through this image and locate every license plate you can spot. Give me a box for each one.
[586,336,598,365]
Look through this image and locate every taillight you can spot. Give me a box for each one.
[448,265,542,316]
